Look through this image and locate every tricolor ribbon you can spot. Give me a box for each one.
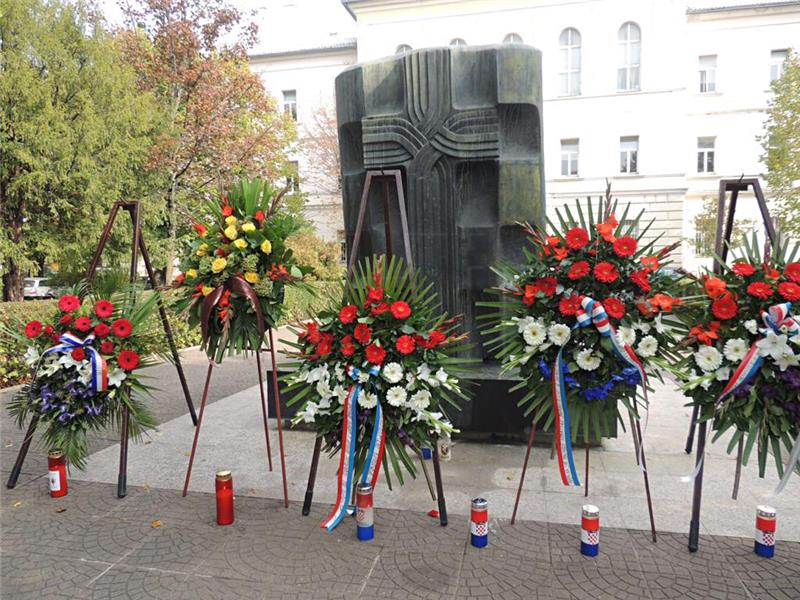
[321,365,385,532]
[43,332,108,393]
[717,302,800,494]
[553,296,648,487]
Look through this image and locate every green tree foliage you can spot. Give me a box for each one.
[761,50,800,236]
[0,0,163,300]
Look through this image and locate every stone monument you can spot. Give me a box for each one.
[336,44,544,364]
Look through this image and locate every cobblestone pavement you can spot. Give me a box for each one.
[1,476,799,599]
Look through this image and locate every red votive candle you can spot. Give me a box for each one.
[48,450,68,498]
[215,470,234,525]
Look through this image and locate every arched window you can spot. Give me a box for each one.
[450,38,466,46]
[617,22,641,91]
[395,44,412,55]
[559,28,581,96]
[503,33,523,44]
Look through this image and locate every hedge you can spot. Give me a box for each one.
[0,280,341,388]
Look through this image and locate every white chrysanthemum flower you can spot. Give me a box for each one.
[334,385,348,405]
[316,379,333,400]
[548,323,571,346]
[723,338,748,363]
[576,349,601,371]
[435,368,448,383]
[744,319,758,335]
[694,346,722,373]
[386,386,408,407]
[108,367,128,388]
[515,316,536,334]
[24,347,40,367]
[382,362,404,384]
[522,321,547,347]
[357,391,378,409]
[409,390,431,412]
[617,327,636,346]
[715,366,731,381]
[636,335,658,358]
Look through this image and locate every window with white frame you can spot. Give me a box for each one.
[559,28,581,96]
[396,44,412,54]
[282,90,297,121]
[560,139,579,176]
[697,137,715,173]
[286,161,300,192]
[771,49,788,81]
[699,55,717,93]
[617,22,641,91]
[503,33,523,44]
[620,136,639,174]
[449,38,466,46]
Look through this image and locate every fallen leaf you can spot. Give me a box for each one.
[55,507,67,513]
[13,501,22,508]
[151,519,162,528]
[4,442,13,448]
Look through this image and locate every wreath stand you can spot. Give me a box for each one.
[299,168,450,527]
[687,177,777,552]
[6,200,198,498]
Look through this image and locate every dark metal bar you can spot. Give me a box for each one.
[635,419,657,543]
[750,179,778,244]
[511,422,536,525]
[584,445,590,498]
[85,202,121,281]
[417,451,437,501]
[6,413,40,489]
[183,362,214,496]
[685,404,699,454]
[302,436,323,516]
[432,443,448,527]
[382,175,392,259]
[347,172,375,275]
[393,170,414,270]
[629,412,641,466]
[268,328,290,508]
[255,351,274,472]
[732,437,744,500]
[688,421,706,552]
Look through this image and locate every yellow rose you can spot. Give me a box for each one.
[211,257,227,273]
[201,285,214,296]
[233,238,247,250]
[196,243,209,257]
[244,272,259,284]
[241,222,256,233]
[260,239,272,254]
[225,216,238,226]
[185,268,198,279]
[224,225,238,240]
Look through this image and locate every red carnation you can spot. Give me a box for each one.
[732,262,756,277]
[118,349,140,371]
[354,323,372,345]
[371,302,390,316]
[603,297,626,319]
[391,301,412,320]
[786,263,800,283]
[59,314,73,326]
[778,282,800,301]
[630,269,652,292]
[111,318,133,338]
[341,334,357,356]
[396,334,416,355]
[559,294,582,316]
[254,210,265,223]
[593,262,619,283]
[366,286,384,305]
[565,227,589,250]
[24,320,43,338]
[746,281,773,299]
[535,276,558,297]
[58,295,80,313]
[568,261,590,280]
[71,348,86,361]
[711,294,738,320]
[339,304,358,324]
[100,340,114,354]
[74,316,93,333]
[94,323,111,338]
[94,300,114,318]
[365,343,387,365]
[613,236,638,258]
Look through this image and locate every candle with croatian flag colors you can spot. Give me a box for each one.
[47,450,68,498]
[215,470,234,526]
[470,497,489,548]
[356,483,374,541]
[581,505,600,556]
[754,505,776,558]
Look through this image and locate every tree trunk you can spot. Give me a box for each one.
[2,264,24,302]
[164,177,178,284]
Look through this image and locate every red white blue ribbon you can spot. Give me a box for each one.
[553,296,648,487]
[43,332,108,393]
[321,365,384,532]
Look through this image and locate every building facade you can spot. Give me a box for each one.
[250,0,800,270]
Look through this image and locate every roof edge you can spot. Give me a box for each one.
[249,40,357,61]
[687,1,800,14]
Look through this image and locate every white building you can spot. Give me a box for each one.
[250,0,800,270]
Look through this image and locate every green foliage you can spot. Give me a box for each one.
[286,230,345,281]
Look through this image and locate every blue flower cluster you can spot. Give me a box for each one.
[38,380,104,423]
[539,359,641,403]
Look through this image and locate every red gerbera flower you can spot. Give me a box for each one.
[746,281,773,299]
[593,262,619,283]
[603,297,626,319]
[94,323,111,338]
[390,301,412,320]
[24,320,43,338]
[354,323,372,345]
[711,293,738,320]
[94,300,114,318]
[316,334,333,357]
[535,276,558,297]
[396,334,416,355]
[613,236,638,258]
[559,294,582,316]
[732,262,756,277]
[118,349,140,371]
[111,318,133,338]
[58,295,80,313]
[341,334,357,356]
[568,261,590,280]
[71,348,86,361]
[779,281,800,301]
[100,340,114,354]
[339,304,358,324]
[565,227,589,250]
[365,343,387,365]
[73,316,92,333]
[786,263,800,283]
[630,269,652,292]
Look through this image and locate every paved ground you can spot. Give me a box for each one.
[1,346,799,599]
